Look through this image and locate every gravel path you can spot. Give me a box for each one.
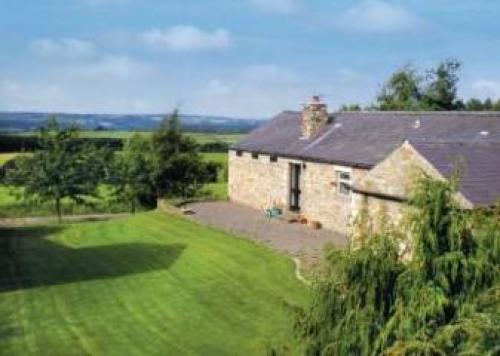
[184,201,348,259]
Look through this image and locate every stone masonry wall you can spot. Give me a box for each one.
[351,141,472,236]
[228,150,368,234]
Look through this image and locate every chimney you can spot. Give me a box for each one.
[301,95,329,139]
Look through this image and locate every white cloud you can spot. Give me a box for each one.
[0,79,68,112]
[338,1,424,33]
[472,80,500,98]
[69,56,152,80]
[141,26,231,51]
[31,38,97,59]
[249,0,300,14]
[190,64,305,117]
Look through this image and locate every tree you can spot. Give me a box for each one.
[465,98,485,111]
[5,118,106,222]
[483,97,493,110]
[339,104,362,112]
[110,134,155,213]
[294,174,499,355]
[422,59,461,110]
[150,110,220,199]
[376,65,423,111]
[376,59,466,111]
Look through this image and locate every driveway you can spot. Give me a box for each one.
[184,201,348,259]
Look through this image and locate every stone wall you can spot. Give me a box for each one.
[351,141,472,235]
[228,150,289,211]
[228,150,368,234]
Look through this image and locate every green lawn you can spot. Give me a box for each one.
[0,211,307,355]
[0,185,131,218]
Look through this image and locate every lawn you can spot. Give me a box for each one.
[0,185,131,218]
[0,211,307,355]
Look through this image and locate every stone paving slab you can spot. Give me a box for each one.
[184,201,348,258]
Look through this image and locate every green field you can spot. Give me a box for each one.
[0,153,229,217]
[14,131,244,145]
[0,153,22,165]
[0,211,307,355]
[201,153,228,200]
[81,131,243,144]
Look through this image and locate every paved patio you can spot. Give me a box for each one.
[184,201,348,258]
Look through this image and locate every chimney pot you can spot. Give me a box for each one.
[301,96,329,139]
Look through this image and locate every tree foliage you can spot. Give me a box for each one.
[377,66,423,111]
[295,175,499,355]
[422,59,461,110]
[109,134,155,213]
[5,118,109,222]
[150,110,219,198]
[372,59,500,112]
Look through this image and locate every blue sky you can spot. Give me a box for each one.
[0,0,499,117]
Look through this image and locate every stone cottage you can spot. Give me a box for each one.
[228,97,500,234]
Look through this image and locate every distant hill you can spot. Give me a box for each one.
[0,112,264,134]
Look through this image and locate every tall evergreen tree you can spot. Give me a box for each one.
[150,110,219,198]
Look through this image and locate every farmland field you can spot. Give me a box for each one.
[13,131,244,145]
[0,211,307,355]
[0,153,21,165]
[201,153,228,200]
[0,153,229,217]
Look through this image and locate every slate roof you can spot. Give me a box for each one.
[232,111,500,168]
[410,141,500,207]
[232,111,500,206]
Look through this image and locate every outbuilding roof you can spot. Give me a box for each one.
[232,111,500,168]
[409,140,500,207]
[232,111,500,206]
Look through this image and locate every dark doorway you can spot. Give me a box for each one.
[289,163,301,211]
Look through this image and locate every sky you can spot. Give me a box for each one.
[0,0,499,118]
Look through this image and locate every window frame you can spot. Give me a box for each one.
[251,152,259,160]
[336,170,352,196]
[270,154,278,162]
[236,150,243,157]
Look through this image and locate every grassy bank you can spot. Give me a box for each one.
[0,211,307,355]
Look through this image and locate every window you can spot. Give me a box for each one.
[336,170,351,196]
[236,150,243,157]
[270,155,278,162]
[251,152,259,159]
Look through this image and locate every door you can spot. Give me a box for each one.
[289,163,301,211]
